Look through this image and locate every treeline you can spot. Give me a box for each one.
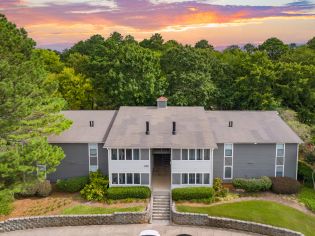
[40,32,315,127]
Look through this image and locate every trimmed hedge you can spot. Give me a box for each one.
[56,176,89,193]
[298,161,313,186]
[172,187,215,201]
[107,186,151,200]
[232,176,272,192]
[270,177,301,194]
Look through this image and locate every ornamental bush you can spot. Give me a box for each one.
[37,180,52,197]
[298,161,313,186]
[172,187,215,201]
[56,176,89,193]
[18,182,39,197]
[18,180,52,197]
[213,177,228,197]
[270,177,301,194]
[80,171,109,201]
[107,187,151,200]
[232,176,272,192]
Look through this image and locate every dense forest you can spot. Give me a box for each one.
[0,14,314,189]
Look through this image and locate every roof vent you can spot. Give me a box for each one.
[89,121,94,127]
[145,121,150,135]
[157,96,167,108]
[228,121,233,127]
[172,121,176,135]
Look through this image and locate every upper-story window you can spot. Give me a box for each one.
[111,148,141,160]
[276,144,285,177]
[89,143,98,172]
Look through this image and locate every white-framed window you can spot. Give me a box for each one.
[179,149,211,161]
[172,173,211,185]
[224,143,233,179]
[111,148,141,160]
[275,144,285,177]
[111,172,148,185]
[89,143,98,172]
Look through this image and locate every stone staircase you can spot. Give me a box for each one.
[152,191,170,221]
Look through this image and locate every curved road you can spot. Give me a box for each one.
[2,224,261,236]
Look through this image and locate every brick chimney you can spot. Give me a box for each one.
[157,96,167,108]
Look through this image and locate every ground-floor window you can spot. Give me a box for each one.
[172,173,210,185]
[111,172,149,185]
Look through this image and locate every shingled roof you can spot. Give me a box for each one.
[103,106,217,149]
[206,111,303,144]
[48,110,116,143]
[48,108,302,146]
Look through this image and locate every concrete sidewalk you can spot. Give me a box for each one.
[2,224,262,236]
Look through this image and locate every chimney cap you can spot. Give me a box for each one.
[157,96,168,102]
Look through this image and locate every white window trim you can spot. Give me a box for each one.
[88,143,98,172]
[275,143,285,177]
[172,172,211,185]
[223,143,233,180]
[179,148,210,161]
[111,148,142,160]
[111,172,144,186]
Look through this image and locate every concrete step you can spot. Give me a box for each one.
[153,204,170,207]
[152,216,170,220]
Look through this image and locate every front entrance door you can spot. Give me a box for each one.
[152,154,171,191]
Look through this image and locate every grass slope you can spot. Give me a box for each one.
[62,205,145,215]
[298,187,315,212]
[177,200,315,236]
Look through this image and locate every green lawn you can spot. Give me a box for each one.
[62,205,145,215]
[177,200,315,236]
[298,187,315,212]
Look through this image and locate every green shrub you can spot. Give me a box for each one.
[80,171,109,201]
[213,178,228,197]
[37,180,52,197]
[270,177,301,194]
[298,161,313,186]
[0,190,14,215]
[18,182,39,197]
[172,187,215,201]
[232,176,272,192]
[107,187,151,200]
[56,176,89,193]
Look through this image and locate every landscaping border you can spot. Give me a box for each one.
[0,203,150,233]
[171,203,304,236]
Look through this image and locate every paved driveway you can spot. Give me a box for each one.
[2,224,261,236]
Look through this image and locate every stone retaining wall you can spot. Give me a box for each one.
[172,204,304,236]
[0,205,150,233]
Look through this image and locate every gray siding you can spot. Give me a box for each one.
[48,143,108,182]
[213,143,298,180]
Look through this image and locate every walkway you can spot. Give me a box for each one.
[2,224,262,236]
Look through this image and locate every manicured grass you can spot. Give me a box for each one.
[177,200,315,236]
[62,205,145,215]
[298,187,315,212]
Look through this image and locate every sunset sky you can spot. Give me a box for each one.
[1,0,315,50]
